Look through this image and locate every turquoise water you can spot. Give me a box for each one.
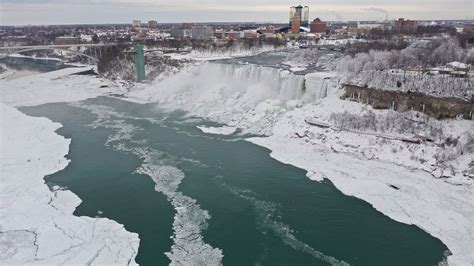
[22,96,447,265]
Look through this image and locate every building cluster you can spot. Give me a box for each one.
[54,36,81,45]
[0,24,134,47]
[1,5,473,48]
[310,18,327,34]
[428,61,471,78]
[400,61,471,79]
[169,24,265,41]
[288,5,328,35]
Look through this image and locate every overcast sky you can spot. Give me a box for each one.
[1,0,473,25]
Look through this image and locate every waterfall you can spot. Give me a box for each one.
[303,72,338,101]
[217,63,306,101]
[145,62,337,108]
[131,61,339,134]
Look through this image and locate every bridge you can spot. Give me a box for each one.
[0,43,118,63]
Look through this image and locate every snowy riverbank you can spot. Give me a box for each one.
[0,68,139,264]
[248,131,473,266]
[0,103,139,264]
[125,61,473,265]
[1,64,473,265]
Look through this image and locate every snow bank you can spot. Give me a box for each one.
[248,135,474,266]
[243,96,473,265]
[0,64,15,80]
[0,103,139,264]
[1,67,124,107]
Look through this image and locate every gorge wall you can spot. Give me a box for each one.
[343,84,474,120]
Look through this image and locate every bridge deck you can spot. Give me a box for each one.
[0,43,117,51]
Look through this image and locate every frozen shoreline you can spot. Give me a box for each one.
[247,136,473,266]
[0,68,139,264]
[246,100,473,266]
[0,103,140,264]
[125,61,473,265]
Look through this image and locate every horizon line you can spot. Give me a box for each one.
[2,19,474,27]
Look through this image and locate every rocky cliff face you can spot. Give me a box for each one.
[343,85,474,120]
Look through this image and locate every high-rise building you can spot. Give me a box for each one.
[171,28,191,39]
[132,20,141,28]
[191,26,214,40]
[289,6,296,25]
[394,18,418,34]
[292,15,301,34]
[148,20,158,29]
[310,18,327,34]
[289,5,309,27]
[302,6,309,27]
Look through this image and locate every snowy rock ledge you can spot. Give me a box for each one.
[0,103,139,264]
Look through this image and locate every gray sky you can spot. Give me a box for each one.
[1,0,473,25]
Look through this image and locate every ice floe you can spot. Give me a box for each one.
[0,103,139,265]
[197,125,237,135]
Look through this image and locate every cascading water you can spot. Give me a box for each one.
[208,63,307,101]
[127,61,338,134]
[143,62,334,105]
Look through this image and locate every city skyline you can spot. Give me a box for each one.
[1,0,473,25]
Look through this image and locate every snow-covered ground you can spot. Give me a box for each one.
[0,68,139,264]
[0,103,139,264]
[1,66,125,107]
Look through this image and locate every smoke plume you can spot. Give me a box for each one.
[363,7,389,20]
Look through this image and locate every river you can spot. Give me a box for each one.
[21,96,447,265]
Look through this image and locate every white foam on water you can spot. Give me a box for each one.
[137,164,223,265]
[251,198,349,266]
[216,179,349,266]
[70,101,224,265]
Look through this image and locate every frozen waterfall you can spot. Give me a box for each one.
[147,62,337,106]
